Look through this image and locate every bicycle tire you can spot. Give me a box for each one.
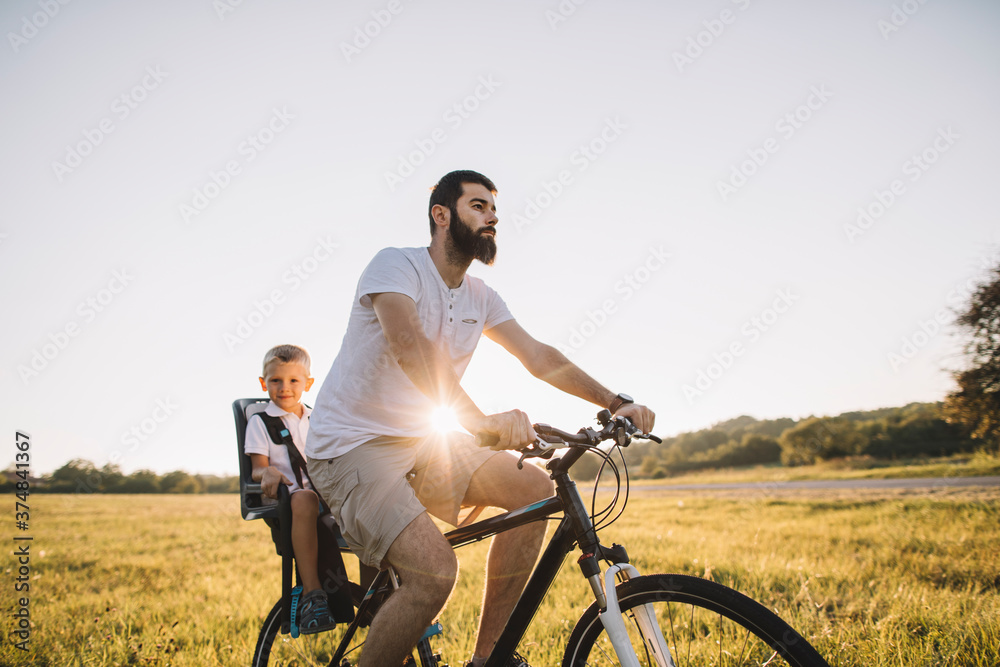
[252,599,284,667]
[252,597,367,667]
[562,574,829,667]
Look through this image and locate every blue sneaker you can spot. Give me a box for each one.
[298,589,336,635]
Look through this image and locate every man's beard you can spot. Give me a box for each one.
[447,205,497,266]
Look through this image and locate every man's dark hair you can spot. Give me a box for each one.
[428,170,497,236]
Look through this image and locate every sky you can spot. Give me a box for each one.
[2,0,998,477]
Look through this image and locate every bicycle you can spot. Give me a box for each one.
[239,403,831,666]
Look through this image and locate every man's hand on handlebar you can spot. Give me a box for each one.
[474,410,537,451]
[614,402,655,436]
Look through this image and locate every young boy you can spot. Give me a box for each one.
[243,344,335,634]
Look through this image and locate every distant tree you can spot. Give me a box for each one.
[945,261,1000,451]
[683,433,781,470]
[735,433,782,465]
[570,450,604,481]
[639,456,665,478]
[118,470,161,493]
[98,463,125,493]
[862,409,974,459]
[160,470,202,494]
[711,415,759,434]
[199,474,240,493]
[48,459,105,494]
[675,429,731,458]
[747,418,797,439]
[0,465,16,493]
[779,417,867,466]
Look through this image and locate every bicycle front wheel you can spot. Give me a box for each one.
[563,574,829,667]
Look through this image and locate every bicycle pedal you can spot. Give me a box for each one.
[289,585,303,639]
[421,621,444,640]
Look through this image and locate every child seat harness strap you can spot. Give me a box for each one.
[258,413,330,514]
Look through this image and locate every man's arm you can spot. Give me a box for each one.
[371,292,536,450]
[485,319,655,434]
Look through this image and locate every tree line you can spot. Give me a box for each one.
[626,401,981,479]
[1,459,238,494]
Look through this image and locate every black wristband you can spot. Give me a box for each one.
[608,393,634,413]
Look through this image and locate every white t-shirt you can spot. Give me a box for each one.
[307,246,514,459]
[244,401,313,501]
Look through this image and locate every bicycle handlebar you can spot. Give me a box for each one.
[477,410,661,467]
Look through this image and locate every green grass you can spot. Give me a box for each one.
[4,490,999,666]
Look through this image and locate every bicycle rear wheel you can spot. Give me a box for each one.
[252,598,369,667]
[563,574,829,667]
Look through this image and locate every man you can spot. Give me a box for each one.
[306,170,655,667]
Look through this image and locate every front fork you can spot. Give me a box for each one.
[556,469,674,666]
[590,559,675,667]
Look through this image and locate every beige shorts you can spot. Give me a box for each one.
[307,431,502,568]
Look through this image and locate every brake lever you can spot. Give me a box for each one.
[611,417,662,445]
[516,438,560,469]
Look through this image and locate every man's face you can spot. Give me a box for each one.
[447,183,498,265]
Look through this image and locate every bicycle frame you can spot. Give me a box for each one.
[325,444,660,667]
[251,410,825,667]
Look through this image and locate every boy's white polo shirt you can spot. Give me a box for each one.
[244,401,313,496]
[307,246,514,460]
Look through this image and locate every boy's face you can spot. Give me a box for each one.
[259,361,314,413]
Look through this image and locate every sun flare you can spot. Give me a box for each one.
[430,405,463,433]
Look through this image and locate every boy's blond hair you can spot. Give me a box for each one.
[261,344,311,377]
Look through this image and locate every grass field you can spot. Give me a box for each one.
[4,487,999,666]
